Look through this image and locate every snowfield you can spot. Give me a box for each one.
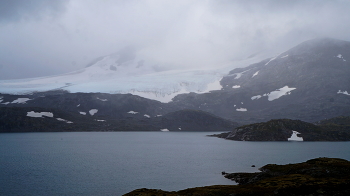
[0,51,273,103]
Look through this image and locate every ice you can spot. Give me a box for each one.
[160,128,169,132]
[232,85,240,89]
[252,71,259,78]
[251,95,262,100]
[337,90,350,96]
[178,127,182,130]
[236,108,247,112]
[96,119,105,122]
[11,98,31,104]
[280,55,289,58]
[89,109,98,116]
[288,131,303,141]
[56,118,73,123]
[127,111,138,114]
[0,50,273,102]
[77,104,80,107]
[27,111,53,118]
[156,115,162,117]
[79,112,86,115]
[144,114,150,118]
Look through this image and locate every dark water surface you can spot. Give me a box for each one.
[1,132,350,195]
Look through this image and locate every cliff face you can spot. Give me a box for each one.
[222,118,350,141]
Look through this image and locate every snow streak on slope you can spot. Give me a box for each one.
[0,51,272,103]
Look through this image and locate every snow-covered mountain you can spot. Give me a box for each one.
[168,38,350,123]
[0,47,271,103]
[1,38,349,127]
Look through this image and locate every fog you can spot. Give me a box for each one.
[1,0,350,79]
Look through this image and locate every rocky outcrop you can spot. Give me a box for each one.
[212,118,350,141]
[123,157,350,196]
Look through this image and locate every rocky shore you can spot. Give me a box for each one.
[123,157,350,196]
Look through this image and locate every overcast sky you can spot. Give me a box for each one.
[1,0,350,79]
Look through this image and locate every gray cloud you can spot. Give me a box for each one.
[0,0,350,79]
[0,0,68,23]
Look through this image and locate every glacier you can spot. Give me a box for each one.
[0,51,272,103]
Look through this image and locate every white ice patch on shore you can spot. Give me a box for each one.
[128,111,138,114]
[95,119,105,122]
[89,109,98,116]
[79,112,86,115]
[12,98,31,104]
[144,114,150,118]
[236,108,247,112]
[232,85,240,89]
[56,118,73,123]
[252,71,259,78]
[267,86,296,101]
[77,104,80,107]
[337,90,350,96]
[280,55,289,58]
[27,111,53,118]
[288,131,303,141]
[160,129,169,132]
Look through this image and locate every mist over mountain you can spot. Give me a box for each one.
[1,38,349,130]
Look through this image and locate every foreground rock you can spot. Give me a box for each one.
[210,117,350,141]
[123,157,350,196]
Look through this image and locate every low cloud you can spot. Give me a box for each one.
[0,0,350,79]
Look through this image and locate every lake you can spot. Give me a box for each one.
[1,132,350,195]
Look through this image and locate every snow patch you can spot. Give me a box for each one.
[280,55,289,58]
[232,85,240,89]
[89,109,98,116]
[97,97,108,101]
[251,95,262,100]
[144,114,150,118]
[12,98,31,104]
[77,104,80,107]
[336,54,346,61]
[160,129,169,132]
[236,108,247,112]
[288,131,303,141]
[265,57,277,65]
[27,111,53,118]
[268,86,296,101]
[128,111,138,114]
[56,118,73,123]
[252,71,259,78]
[178,127,182,130]
[79,112,86,115]
[231,69,250,79]
[95,119,105,122]
[337,90,350,96]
